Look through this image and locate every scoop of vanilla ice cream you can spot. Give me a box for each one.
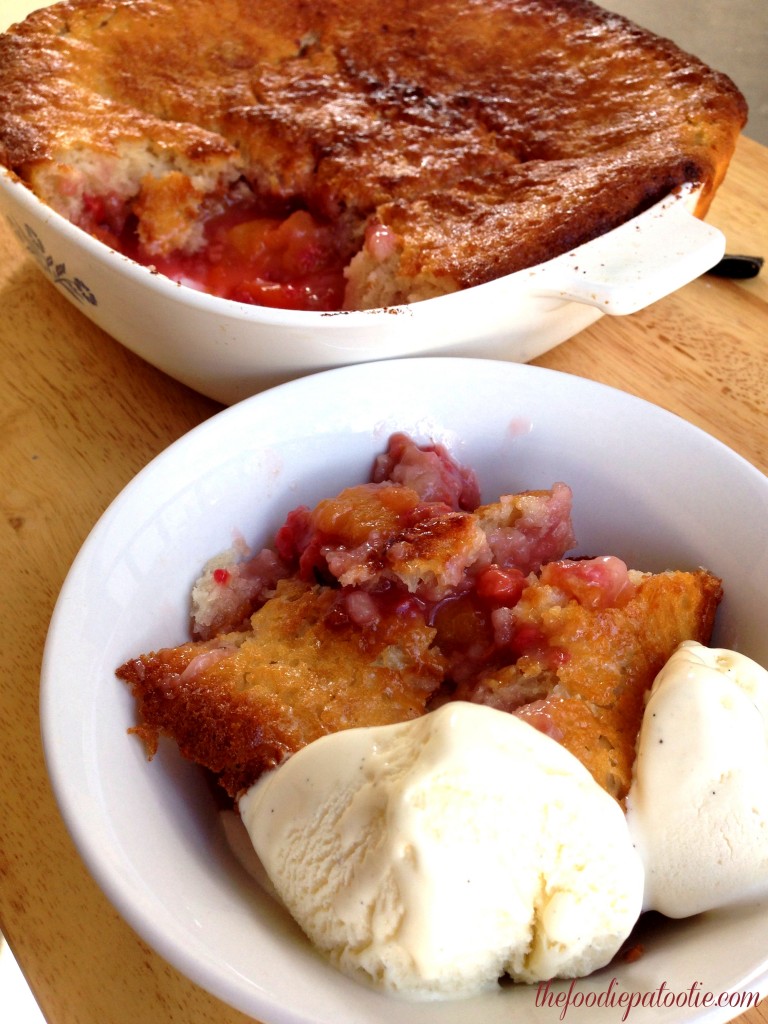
[626,640,768,919]
[239,701,643,999]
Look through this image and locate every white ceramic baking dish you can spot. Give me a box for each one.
[0,166,725,405]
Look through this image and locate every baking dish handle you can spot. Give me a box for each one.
[529,188,726,315]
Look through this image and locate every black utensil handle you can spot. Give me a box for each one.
[707,254,764,279]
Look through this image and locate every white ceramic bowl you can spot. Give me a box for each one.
[41,358,768,1024]
[0,163,726,405]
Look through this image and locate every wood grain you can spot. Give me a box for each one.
[0,134,766,1024]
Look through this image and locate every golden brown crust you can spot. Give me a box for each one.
[462,568,723,802]
[309,483,489,596]
[0,0,747,301]
[119,563,722,802]
[114,435,725,803]
[117,578,446,797]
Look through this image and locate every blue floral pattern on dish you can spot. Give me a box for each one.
[7,217,98,306]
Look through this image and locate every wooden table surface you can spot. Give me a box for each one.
[0,134,766,1024]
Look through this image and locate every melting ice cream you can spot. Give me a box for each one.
[239,701,644,999]
[626,640,768,918]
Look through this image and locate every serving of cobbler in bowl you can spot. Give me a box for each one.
[41,358,768,1024]
[0,0,746,403]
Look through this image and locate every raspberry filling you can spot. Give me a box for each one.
[151,207,348,310]
[80,194,349,311]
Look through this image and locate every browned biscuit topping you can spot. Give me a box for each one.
[0,0,747,308]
